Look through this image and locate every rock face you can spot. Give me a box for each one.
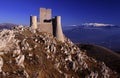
[0,26,118,78]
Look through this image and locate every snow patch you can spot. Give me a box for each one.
[83,23,114,27]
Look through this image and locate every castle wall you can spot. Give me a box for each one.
[38,23,53,34]
[30,16,37,29]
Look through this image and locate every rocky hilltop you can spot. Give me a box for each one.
[0,26,118,78]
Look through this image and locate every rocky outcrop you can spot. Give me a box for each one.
[0,26,118,78]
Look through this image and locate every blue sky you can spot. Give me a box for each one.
[0,0,120,26]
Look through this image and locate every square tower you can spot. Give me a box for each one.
[38,8,53,34]
[39,8,52,23]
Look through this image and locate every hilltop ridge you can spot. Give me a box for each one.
[0,26,118,78]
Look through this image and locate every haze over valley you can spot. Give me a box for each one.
[63,23,120,52]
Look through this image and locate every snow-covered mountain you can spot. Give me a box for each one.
[82,23,114,27]
[63,23,120,51]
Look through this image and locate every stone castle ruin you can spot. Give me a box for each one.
[30,8,64,42]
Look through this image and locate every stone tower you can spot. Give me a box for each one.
[39,8,51,23]
[30,16,37,29]
[38,8,53,34]
[54,16,64,42]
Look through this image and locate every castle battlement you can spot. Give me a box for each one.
[30,8,64,42]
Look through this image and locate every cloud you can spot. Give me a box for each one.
[66,25,78,26]
[83,23,114,27]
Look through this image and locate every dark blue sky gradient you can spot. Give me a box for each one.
[0,0,120,26]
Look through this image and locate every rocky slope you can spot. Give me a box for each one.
[76,44,120,76]
[0,26,118,78]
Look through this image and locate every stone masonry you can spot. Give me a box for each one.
[38,8,53,34]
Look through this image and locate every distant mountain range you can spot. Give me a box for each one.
[64,23,120,30]
[0,23,28,30]
[63,23,120,51]
[0,23,18,30]
[82,23,114,27]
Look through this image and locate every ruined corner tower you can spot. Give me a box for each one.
[30,16,37,29]
[30,8,64,42]
[53,16,64,42]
